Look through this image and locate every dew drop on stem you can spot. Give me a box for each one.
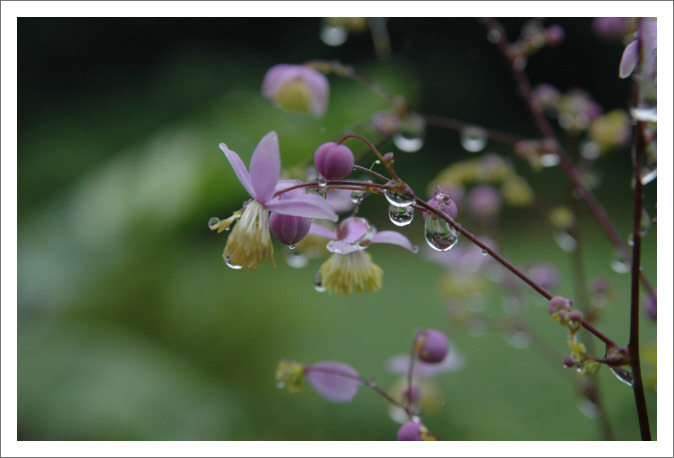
[424,215,459,251]
[389,204,414,226]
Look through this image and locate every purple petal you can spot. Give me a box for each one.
[372,230,417,252]
[219,143,255,199]
[304,361,360,403]
[249,131,280,203]
[266,195,338,221]
[300,67,330,117]
[308,223,338,239]
[326,240,360,255]
[619,40,639,79]
[261,64,300,97]
[387,350,464,379]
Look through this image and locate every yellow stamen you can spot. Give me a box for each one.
[275,80,312,113]
[223,201,276,270]
[319,250,383,297]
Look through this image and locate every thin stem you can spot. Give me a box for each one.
[482,17,655,298]
[420,113,527,146]
[628,117,651,440]
[339,134,400,180]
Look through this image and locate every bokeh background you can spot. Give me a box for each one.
[17,17,657,441]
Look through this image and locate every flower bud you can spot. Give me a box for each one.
[415,329,449,363]
[568,310,584,322]
[548,296,571,316]
[314,142,355,180]
[269,212,312,245]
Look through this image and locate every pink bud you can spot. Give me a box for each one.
[269,212,311,245]
[568,310,584,322]
[548,296,571,316]
[397,422,424,441]
[314,142,355,180]
[416,329,449,363]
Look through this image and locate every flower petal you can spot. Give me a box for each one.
[619,40,639,79]
[326,240,360,255]
[304,361,360,403]
[386,351,465,379]
[300,67,330,117]
[372,230,417,252]
[249,131,281,203]
[261,64,299,97]
[309,223,338,240]
[266,195,338,222]
[219,143,255,199]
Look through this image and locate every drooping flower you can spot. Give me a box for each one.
[619,18,657,80]
[310,216,417,296]
[209,131,337,270]
[303,361,361,403]
[262,64,330,117]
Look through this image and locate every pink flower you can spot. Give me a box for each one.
[262,64,330,117]
[310,216,417,296]
[209,131,337,270]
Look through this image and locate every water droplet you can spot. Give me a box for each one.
[424,215,459,251]
[317,178,328,187]
[350,191,362,204]
[384,180,415,207]
[577,398,600,419]
[285,250,308,268]
[629,105,657,123]
[554,230,578,252]
[504,329,532,349]
[289,244,296,250]
[640,161,657,185]
[539,153,560,167]
[610,366,634,387]
[487,29,501,43]
[460,126,488,153]
[208,217,220,229]
[314,273,326,292]
[393,115,425,153]
[388,204,415,226]
[224,255,243,270]
[610,249,630,274]
[320,24,348,46]
[481,249,488,255]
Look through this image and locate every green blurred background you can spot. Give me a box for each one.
[17,17,657,441]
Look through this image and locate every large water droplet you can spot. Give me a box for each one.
[384,180,415,207]
[460,126,488,153]
[317,177,328,187]
[225,255,243,270]
[424,215,459,251]
[393,115,425,153]
[314,272,326,292]
[350,191,363,204]
[389,204,415,226]
[609,366,634,387]
[208,217,220,229]
[320,24,348,46]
